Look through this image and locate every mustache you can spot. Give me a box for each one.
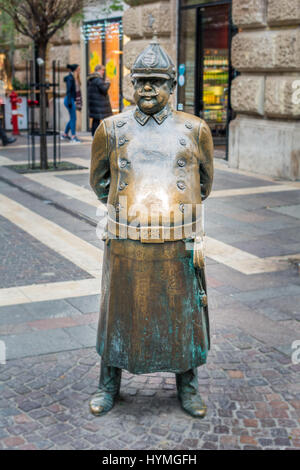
[137,91,159,97]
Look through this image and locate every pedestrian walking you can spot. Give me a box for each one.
[0,89,16,146]
[61,64,81,143]
[0,121,16,146]
[87,65,112,137]
[74,66,82,113]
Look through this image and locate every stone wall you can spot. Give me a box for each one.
[14,22,81,89]
[122,0,177,103]
[13,21,82,131]
[83,0,128,21]
[13,35,32,84]
[229,0,300,180]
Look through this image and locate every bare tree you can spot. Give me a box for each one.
[0,0,83,169]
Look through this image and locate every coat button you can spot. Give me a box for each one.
[177,158,186,167]
[119,182,127,191]
[179,203,185,213]
[119,159,128,168]
[115,202,121,212]
[117,120,125,127]
[179,138,186,146]
[185,122,193,129]
[177,181,186,191]
[119,137,127,146]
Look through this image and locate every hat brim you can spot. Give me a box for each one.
[131,72,172,80]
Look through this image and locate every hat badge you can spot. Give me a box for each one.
[142,51,158,68]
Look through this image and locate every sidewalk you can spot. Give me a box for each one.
[0,135,299,450]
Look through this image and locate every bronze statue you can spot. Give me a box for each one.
[89,39,214,418]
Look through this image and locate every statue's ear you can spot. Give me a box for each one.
[169,79,177,94]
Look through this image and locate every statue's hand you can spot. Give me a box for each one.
[193,236,205,270]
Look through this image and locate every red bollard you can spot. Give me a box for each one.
[9,91,22,135]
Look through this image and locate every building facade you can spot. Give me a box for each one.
[122,0,300,180]
[82,0,128,131]
[230,0,300,180]
[8,0,300,179]
[8,0,128,132]
[177,0,233,155]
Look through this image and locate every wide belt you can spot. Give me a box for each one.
[106,217,203,243]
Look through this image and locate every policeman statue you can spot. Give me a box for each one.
[89,39,214,418]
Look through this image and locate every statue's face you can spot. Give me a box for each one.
[133,77,172,115]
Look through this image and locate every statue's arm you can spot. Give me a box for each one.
[198,120,214,201]
[90,120,111,204]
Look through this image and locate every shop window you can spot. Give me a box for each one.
[178,0,234,154]
[83,18,124,115]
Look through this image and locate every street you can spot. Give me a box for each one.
[0,135,299,450]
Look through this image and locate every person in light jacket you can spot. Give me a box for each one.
[61,64,81,143]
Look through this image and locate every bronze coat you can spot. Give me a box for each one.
[90,106,214,237]
[97,238,209,374]
[90,106,214,374]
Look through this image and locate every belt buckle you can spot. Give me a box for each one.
[140,226,164,243]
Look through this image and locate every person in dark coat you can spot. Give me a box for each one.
[87,65,112,136]
[61,64,81,143]
[0,121,16,146]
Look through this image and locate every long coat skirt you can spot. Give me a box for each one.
[96,238,209,375]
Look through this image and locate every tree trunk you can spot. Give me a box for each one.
[38,42,48,169]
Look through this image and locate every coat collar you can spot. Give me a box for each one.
[134,104,171,126]
[87,72,101,81]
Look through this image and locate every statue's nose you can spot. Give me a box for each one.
[144,83,152,91]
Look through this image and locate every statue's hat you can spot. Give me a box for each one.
[131,37,176,81]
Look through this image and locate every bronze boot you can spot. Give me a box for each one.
[89,362,122,416]
[176,368,207,418]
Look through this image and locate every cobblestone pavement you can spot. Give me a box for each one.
[0,328,299,450]
[0,215,91,288]
[0,134,299,450]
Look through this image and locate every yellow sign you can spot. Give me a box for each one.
[123,98,131,108]
[90,51,100,73]
[106,59,117,80]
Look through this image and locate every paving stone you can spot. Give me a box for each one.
[0,407,21,417]
[1,329,80,360]
[201,441,218,450]
[3,436,25,447]
[212,169,276,191]
[259,418,276,428]
[232,285,300,306]
[18,400,42,412]
[71,439,91,450]
[248,378,269,387]
[214,425,229,434]
[0,215,91,289]
[243,419,258,428]
[236,410,256,419]
[270,428,289,438]
[181,438,198,448]
[66,295,100,314]
[0,428,10,439]
[62,325,96,348]
[270,204,300,220]
[274,438,291,447]
[0,305,30,327]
